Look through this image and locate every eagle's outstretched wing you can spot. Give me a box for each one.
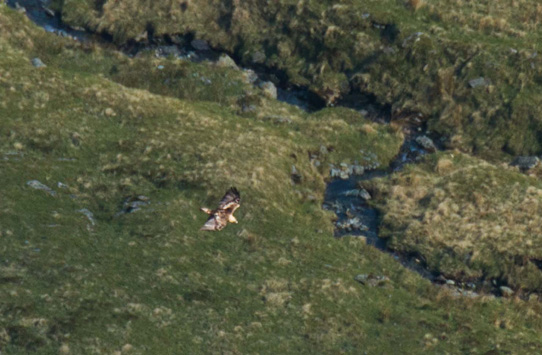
[200,213,227,231]
[199,187,241,231]
[218,187,240,210]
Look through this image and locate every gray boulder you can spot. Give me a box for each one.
[259,81,277,99]
[26,180,55,196]
[31,57,46,68]
[216,54,238,70]
[190,39,210,51]
[511,156,540,170]
[415,135,437,152]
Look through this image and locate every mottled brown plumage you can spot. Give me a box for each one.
[200,187,241,231]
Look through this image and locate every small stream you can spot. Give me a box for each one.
[8,0,494,298]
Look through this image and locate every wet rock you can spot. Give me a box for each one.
[339,170,349,180]
[251,51,266,64]
[291,165,302,184]
[155,46,181,58]
[445,279,455,286]
[468,77,490,88]
[499,286,514,297]
[329,162,364,179]
[510,156,539,170]
[343,189,371,200]
[43,6,55,17]
[115,195,151,216]
[26,180,56,196]
[352,163,364,175]
[14,2,26,13]
[216,54,238,69]
[241,69,258,84]
[336,217,367,232]
[190,39,210,51]
[31,57,46,68]
[330,167,341,178]
[415,135,437,152]
[259,81,277,99]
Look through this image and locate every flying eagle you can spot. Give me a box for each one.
[200,187,241,231]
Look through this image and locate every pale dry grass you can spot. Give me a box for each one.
[375,153,542,289]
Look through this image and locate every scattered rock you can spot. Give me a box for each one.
[14,2,26,13]
[26,180,56,196]
[190,39,210,51]
[31,57,46,68]
[241,104,257,113]
[336,217,367,232]
[329,162,365,179]
[468,77,491,88]
[415,135,437,152]
[259,81,277,99]
[499,286,514,297]
[134,31,148,42]
[251,51,266,64]
[330,167,341,178]
[155,45,181,58]
[43,6,55,17]
[57,182,69,189]
[319,145,329,155]
[354,274,390,287]
[354,274,369,285]
[510,156,540,170]
[241,69,258,84]
[104,108,116,117]
[402,32,424,48]
[352,164,364,175]
[78,208,96,226]
[343,189,371,200]
[291,165,302,184]
[216,54,238,69]
[263,115,292,124]
[115,195,151,216]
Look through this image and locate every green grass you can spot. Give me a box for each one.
[2,4,542,353]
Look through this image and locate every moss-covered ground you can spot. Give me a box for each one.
[370,152,542,294]
[3,3,542,353]
[54,0,542,158]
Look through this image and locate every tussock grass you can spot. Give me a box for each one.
[372,152,542,291]
[53,0,542,158]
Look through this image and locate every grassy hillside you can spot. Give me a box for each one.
[3,3,542,353]
[55,0,542,158]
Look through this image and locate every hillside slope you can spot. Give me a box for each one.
[2,4,542,354]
